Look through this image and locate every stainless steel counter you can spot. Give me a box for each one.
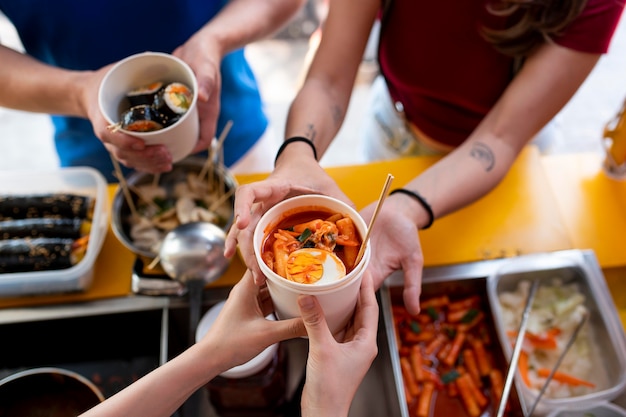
[1,250,624,416]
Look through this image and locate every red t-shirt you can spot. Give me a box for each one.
[378,0,626,147]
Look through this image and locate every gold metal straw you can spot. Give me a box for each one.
[354,173,394,265]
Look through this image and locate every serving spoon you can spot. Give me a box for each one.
[159,221,230,346]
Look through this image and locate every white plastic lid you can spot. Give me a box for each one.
[195,300,278,379]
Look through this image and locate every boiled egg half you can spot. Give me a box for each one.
[285,248,346,284]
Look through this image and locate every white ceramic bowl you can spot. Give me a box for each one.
[253,194,370,337]
[98,51,199,162]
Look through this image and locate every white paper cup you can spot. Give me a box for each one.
[253,194,371,336]
[98,51,199,162]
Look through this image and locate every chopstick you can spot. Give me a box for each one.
[526,311,589,416]
[354,173,394,265]
[496,279,540,417]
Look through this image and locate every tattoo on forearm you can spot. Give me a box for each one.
[305,124,316,143]
[469,142,495,172]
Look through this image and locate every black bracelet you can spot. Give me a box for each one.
[274,136,318,166]
[389,188,435,230]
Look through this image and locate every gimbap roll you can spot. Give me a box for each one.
[0,237,82,273]
[153,82,193,126]
[126,81,164,107]
[0,193,94,221]
[0,218,89,240]
[120,105,165,132]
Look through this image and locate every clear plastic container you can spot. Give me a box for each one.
[0,167,109,296]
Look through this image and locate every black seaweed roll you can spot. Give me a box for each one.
[0,193,93,221]
[126,81,163,107]
[120,105,164,132]
[0,238,77,273]
[153,82,193,126]
[0,218,87,240]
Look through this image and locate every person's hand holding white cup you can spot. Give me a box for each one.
[253,194,371,338]
[98,51,199,162]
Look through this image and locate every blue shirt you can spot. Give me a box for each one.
[0,0,268,182]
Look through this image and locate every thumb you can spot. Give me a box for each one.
[297,294,332,342]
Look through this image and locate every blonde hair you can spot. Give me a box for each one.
[482,0,588,57]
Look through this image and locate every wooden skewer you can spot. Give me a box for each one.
[128,184,161,212]
[152,173,160,187]
[354,173,394,265]
[107,122,122,133]
[208,187,236,213]
[213,121,232,197]
[111,172,160,212]
[109,154,138,218]
[198,120,233,183]
[147,255,161,270]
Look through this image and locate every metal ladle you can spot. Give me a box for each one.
[159,221,230,346]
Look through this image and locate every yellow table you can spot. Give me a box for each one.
[542,152,626,330]
[542,152,626,268]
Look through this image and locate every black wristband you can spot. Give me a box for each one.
[389,188,434,230]
[274,136,318,166]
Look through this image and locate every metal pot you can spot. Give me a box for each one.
[0,367,104,416]
[111,156,237,259]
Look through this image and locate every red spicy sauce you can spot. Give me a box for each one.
[261,208,362,275]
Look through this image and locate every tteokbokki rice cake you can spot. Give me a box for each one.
[253,194,370,336]
[260,207,363,285]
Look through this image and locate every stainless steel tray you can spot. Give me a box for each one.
[381,262,524,416]
[487,251,626,415]
[379,249,626,417]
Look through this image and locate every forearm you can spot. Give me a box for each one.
[191,0,305,58]
[399,137,518,229]
[284,78,350,158]
[0,46,88,116]
[80,342,224,417]
[281,0,378,161]
[397,43,600,229]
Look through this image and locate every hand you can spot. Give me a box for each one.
[224,155,351,284]
[204,270,307,373]
[172,34,222,156]
[299,273,379,417]
[85,64,175,174]
[79,271,305,417]
[360,198,424,315]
